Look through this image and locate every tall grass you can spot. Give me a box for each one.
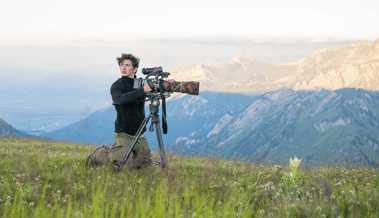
[0,138,378,217]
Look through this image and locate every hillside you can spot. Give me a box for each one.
[171,89,379,168]
[0,118,27,137]
[0,138,378,217]
[42,107,115,145]
[42,92,256,146]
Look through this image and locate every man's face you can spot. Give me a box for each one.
[119,59,137,78]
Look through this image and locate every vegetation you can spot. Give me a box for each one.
[0,138,378,218]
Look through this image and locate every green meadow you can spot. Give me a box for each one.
[0,138,378,218]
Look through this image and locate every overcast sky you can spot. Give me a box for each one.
[1,0,379,43]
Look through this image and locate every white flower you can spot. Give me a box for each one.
[289,156,302,171]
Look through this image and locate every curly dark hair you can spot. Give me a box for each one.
[116,53,140,68]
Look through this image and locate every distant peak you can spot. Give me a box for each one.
[230,56,256,65]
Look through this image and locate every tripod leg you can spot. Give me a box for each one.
[113,115,151,171]
[154,120,168,169]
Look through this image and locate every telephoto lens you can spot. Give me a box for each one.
[161,80,200,95]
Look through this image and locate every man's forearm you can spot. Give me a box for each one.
[112,88,144,105]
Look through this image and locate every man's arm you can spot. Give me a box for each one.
[111,85,145,105]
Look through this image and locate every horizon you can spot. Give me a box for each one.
[0,35,373,47]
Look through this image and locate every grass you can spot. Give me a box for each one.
[0,137,378,218]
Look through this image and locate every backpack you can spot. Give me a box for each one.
[86,145,112,167]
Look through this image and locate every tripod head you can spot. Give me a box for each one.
[145,91,169,134]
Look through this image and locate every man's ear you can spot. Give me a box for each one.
[133,68,138,74]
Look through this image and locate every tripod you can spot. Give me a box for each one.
[113,92,169,171]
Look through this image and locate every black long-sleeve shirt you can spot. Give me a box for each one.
[110,76,146,135]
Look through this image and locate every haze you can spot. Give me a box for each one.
[1,0,379,42]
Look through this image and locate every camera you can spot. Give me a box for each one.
[134,66,199,95]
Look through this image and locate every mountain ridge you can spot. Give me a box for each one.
[0,118,28,138]
[170,38,379,93]
[171,88,379,167]
[42,89,379,167]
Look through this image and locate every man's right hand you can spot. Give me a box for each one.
[144,83,152,92]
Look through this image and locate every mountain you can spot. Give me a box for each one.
[170,39,379,93]
[161,92,256,148]
[42,92,256,147]
[291,39,379,90]
[171,89,379,167]
[170,58,295,93]
[43,89,379,167]
[0,118,27,137]
[43,107,115,145]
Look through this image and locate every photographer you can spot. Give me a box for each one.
[86,53,198,169]
[109,53,154,169]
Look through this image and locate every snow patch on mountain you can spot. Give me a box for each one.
[313,92,338,114]
[181,96,209,116]
[207,113,233,138]
[175,136,200,145]
[314,117,352,133]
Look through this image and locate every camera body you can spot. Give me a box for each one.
[142,66,169,77]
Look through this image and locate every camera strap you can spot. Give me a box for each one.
[133,78,144,89]
[162,97,168,134]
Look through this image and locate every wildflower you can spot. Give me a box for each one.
[289,156,302,174]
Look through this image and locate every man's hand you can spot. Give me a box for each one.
[144,79,175,92]
[144,83,152,92]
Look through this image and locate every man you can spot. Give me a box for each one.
[108,53,153,169]
[86,53,178,169]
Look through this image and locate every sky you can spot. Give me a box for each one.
[1,0,379,43]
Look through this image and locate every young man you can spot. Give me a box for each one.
[109,53,153,169]
[86,53,197,168]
